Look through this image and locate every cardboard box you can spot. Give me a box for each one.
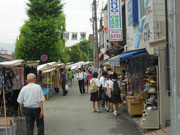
[0,118,13,126]
[127,98,145,116]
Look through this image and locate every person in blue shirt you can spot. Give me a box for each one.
[83,69,88,94]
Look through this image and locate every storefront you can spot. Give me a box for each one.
[108,47,170,130]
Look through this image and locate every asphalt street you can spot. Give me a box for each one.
[43,81,141,135]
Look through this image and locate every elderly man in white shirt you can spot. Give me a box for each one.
[17,73,45,135]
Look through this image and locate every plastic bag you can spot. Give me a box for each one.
[65,84,69,91]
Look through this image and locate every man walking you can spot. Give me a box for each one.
[67,69,73,87]
[77,68,85,95]
[60,68,68,96]
[52,70,60,94]
[17,73,45,135]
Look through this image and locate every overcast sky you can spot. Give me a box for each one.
[0,0,106,46]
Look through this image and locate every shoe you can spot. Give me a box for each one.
[110,109,114,113]
[113,111,117,116]
[83,94,86,96]
[92,109,96,112]
[97,109,100,113]
[106,108,109,112]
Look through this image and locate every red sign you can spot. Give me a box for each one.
[41,54,48,62]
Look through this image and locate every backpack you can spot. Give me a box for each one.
[90,79,98,93]
[112,81,120,95]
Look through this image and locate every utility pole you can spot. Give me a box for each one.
[167,0,180,134]
[92,0,99,68]
[91,5,95,61]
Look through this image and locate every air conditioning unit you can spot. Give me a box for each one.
[124,45,128,52]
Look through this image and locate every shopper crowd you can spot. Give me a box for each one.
[17,66,122,135]
[76,67,122,116]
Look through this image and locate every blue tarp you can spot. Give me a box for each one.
[110,49,146,60]
[108,49,147,66]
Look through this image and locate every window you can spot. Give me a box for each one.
[139,0,146,19]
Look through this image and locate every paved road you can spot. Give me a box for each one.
[43,81,141,135]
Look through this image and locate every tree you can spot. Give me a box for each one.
[61,40,92,63]
[15,0,65,63]
[77,40,93,61]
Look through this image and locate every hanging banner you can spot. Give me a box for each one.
[80,32,86,40]
[104,10,109,32]
[71,32,78,40]
[63,32,70,40]
[108,0,123,41]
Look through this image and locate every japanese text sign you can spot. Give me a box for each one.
[108,0,123,41]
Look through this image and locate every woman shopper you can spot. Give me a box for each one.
[105,74,114,112]
[90,72,101,112]
[109,72,121,116]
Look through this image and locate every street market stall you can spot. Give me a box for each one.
[37,62,58,100]
[0,60,40,135]
[0,60,23,135]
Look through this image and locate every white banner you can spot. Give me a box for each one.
[108,0,123,41]
[71,32,78,40]
[80,32,86,40]
[63,32,70,40]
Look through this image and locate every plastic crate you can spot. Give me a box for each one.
[0,122,17,135]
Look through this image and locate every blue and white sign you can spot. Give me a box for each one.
[108,0,123,41]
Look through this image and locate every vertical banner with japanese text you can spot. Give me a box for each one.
[108,0,123,41]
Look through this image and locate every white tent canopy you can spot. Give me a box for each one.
[37,62,58,71]
[66,61,85,70]
[0,60,24,67]
[42,68,56,73]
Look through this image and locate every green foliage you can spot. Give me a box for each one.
[15,0,65,63]
[62,40,93,63]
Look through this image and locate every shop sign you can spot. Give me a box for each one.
[89,34,94,43]
[108,0,123,41]
[104,11,109,32]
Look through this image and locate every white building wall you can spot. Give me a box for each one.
[126,0,165,51]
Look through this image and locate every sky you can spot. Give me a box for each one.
[0,0,106,47]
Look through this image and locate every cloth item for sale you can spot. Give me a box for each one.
[0,69,5,89]
[11,67,24,90]
[149,79,156,84]
[146,66,156,74]
[147,106,152,111]
[148,87,156,94]
[0,68,16,91]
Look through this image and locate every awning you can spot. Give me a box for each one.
[108,49,147,66]
[0,60,24,67]
[37,62,58,71]
[110,49,146,61]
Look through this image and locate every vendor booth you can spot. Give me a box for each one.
[37,62,59,100]
[0,60,39,135]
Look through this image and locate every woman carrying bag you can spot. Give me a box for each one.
[89,72,101,112]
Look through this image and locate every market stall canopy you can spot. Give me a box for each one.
[66,61,85,70]
[42,68,56,73]
[58,63,64,67]
[0,59,24,67]
[22,61,40,67]
[37,62,58,71]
